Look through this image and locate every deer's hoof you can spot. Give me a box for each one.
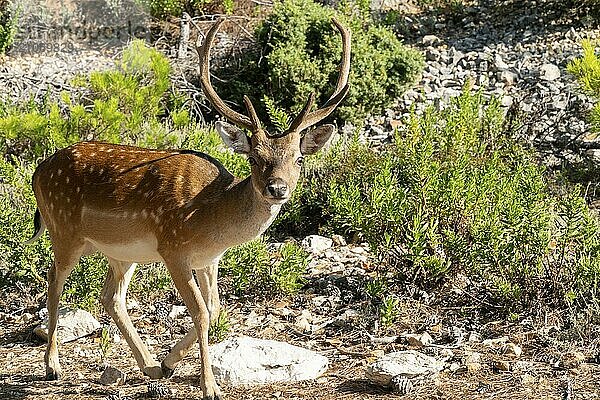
[45,369,61,381]
[161,360,175,378]
[142,365,164,380]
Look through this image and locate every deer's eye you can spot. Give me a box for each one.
[296,157,305,166]
[248,156,258,166]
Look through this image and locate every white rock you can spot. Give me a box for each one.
[168,305,187,319]
[366,351,444,386]
[540,63,560,81]
[210,336,328,385]
[301,235,333,253]
[422,35,441,46]
[34,308,101,343]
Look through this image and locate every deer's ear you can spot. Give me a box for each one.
[300,124,335,155]
[216,121,251,154]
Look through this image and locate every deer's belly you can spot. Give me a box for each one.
[85,236,162,263]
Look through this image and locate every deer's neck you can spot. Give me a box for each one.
[219,176,282,246]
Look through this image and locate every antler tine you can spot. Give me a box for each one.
[243,95,262,131]
[282,92,316,137]
[286,17,352,134]
[198,18,256,131]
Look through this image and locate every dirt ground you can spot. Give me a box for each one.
[1,297,599,400]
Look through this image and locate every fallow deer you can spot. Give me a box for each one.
[25,17,350,400]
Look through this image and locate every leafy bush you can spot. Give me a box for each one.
[0,0,17,54]
[220,239,309,296]
[215,0,424,125]
[568,39,600,132]
[273,89,600,314]
[134,0,208,18]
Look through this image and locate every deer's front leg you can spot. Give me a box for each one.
[165,260,221,400]
[45,243,82,380]
[161,262,221,378]
[101,259,162,379]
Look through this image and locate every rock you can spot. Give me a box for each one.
[168,305,187,319]
[100,365,127,385]
[404,332,433,347]
[499,70,518,85]
[540,63,560,80]
[482,336,509,349]
[34,308,101,343]
[503,343,522,357]
[422,35,441,46]
[366,351,444,386]
[561,350,586,369]
[210,336,328,385]
[301,235,333,253]
[494,360,510,371]
[494,54,509,70]
[464,352,482,373]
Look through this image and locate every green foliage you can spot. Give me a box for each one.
[379,296,399,327]
[568,39,600,132]
[273,89,600,313]
[0,1,17,54]
[1,40,185,160]
[220,239,309,296]
[209,309,230,343]
[135,0,210,18]
[215,0,424,125]
[0,158,51,288]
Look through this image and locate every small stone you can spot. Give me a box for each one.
[100,366,126,385]
[503,343,522,358]
[464,352,482,373]
[168,305,187,319]
[540,63,560,80]
[301,235,333,253]
[499,70,518,85]
[494,360,511,371]
[331,234,346,246]
[404,332,433,347]
[449,362,462,373]
[468,332,482,343]
[422,35,441,46]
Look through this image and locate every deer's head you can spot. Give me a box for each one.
[199,18,351,204]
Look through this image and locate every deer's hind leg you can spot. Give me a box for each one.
[45,241,84,380]
[101,258,162,379]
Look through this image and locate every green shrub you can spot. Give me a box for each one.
[135,0,210,18]
[220,239,308,296]
[273,88,600,314]
[215,0,424,125]
[0,0,17,54]
[0,40,188,160]
[568,39,600,132]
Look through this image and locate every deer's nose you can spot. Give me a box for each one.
[266,178,289,199]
